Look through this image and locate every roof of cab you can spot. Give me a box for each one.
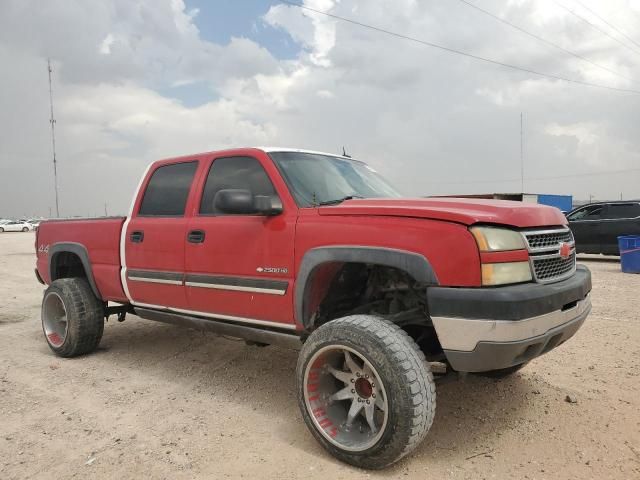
[257,147,352,159]
[153,147,356,165]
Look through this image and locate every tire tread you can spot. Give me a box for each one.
[297,315,436,469]
[42,278,104,357]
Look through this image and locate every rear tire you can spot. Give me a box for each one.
[297,315,436,469]
[41,278,104,357]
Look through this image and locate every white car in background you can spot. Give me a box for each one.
[27,219,42,230]
[0,221,33,232]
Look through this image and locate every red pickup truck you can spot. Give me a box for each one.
[35,147,591,469]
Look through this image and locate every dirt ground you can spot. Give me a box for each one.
[0,233,639,480]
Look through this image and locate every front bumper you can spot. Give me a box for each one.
[428,265,592,373]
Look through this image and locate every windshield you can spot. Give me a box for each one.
[269,152,402,207]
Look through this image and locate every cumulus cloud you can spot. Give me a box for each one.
[264,0,337,66]
[1,0,639,217]
[99,34,115,55]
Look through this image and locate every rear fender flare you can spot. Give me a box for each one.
[48,242,102,300]
[295,246,438,330]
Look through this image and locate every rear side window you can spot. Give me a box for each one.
[200,156,276,214]
[138,162,198,216]
[604,203,640,219]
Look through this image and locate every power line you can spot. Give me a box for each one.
[280,1,640,95]
[552,0,640,58]
[573,0,640,51]
[457,0,636,84]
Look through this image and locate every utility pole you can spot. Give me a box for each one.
[520,112,524,193]
[104,202,108,216]
[48,59,60,218]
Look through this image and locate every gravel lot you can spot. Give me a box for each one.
[1,232,639,479]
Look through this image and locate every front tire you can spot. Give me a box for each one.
[41,278,104,357]
[22,227,28,232]
[0,227,4,232]
[297,315,436,469]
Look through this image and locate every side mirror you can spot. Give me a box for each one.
[254,195,283,216]
[213,189,283,216]
[213,189,255,214]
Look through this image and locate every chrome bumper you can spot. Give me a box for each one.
[432,296,591,352]
[433,296,591,372]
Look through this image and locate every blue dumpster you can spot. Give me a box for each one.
[618,235,640,274]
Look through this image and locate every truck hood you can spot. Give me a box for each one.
[317,198,567,228]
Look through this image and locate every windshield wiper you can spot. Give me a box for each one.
[317,195,365,206]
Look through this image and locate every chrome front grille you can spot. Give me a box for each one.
[532,252,576,281]
[522,228,576,283]
[525,230,573,250]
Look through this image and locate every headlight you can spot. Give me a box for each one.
[470,226,526,251]
[481,262,532,286]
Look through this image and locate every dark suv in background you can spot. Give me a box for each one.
[567,201,640,255]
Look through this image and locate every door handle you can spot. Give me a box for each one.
[130,231,144,243]
[187,230,205,243]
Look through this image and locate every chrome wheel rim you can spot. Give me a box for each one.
[303,345,389,452]
[42,292,67,347]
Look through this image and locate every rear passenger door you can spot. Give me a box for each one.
[123,161,198,309]
[184,155,296,328]
[567,205,603,254]
[600,203,640,255]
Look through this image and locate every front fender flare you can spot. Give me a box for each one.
[295,246,438,330]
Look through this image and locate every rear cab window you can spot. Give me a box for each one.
[138,162,198,216]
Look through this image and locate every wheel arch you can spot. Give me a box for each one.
[48,242,102,300]
[295,246,438,331]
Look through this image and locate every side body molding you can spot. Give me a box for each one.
[295,246,439,330]
[48,242,102,300]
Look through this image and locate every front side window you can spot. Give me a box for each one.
[567,205,603,221]
[138,161,198,216]
[269,152,401,207]
[200,156,276,214]
[604,203,640,219]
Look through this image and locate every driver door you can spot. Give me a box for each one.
[184,155,297,327]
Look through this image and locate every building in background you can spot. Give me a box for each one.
[434,193,573,213]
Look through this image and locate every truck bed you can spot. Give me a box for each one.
[36,217,128,302]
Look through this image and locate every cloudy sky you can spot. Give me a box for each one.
[1,0,639,218]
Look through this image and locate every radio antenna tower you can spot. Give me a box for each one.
[48,59,60,217]
[520,112,524,193]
